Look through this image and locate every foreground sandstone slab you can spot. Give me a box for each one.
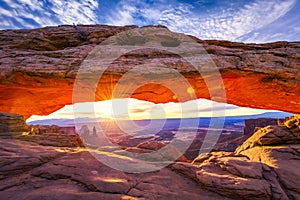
[0,138,227,200]
[1,113,299,199]
[0,112,227,200]
[171,115,300,200]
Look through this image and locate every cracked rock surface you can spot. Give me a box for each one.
[0,139,225,200]
[0,113,299,199]
[171,115,300,200]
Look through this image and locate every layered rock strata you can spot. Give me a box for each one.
[0,25,299,119]
[0,112,29,132]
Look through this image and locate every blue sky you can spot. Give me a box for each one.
[0,0,299,42]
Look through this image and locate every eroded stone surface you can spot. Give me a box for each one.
[170,116,300,200]
[1,116,300,199]
[0,137,226,200]
[236,117,300,152]
[0,112,226,199]
[0,25,299,119]
[235,116,300,199]
[0,112,29,132]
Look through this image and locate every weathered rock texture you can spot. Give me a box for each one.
[0,113,299,199]
[0,112,29,132]
[0,128,226,199]
[0,25,299,119]
[1,139,234,200]
[171,115,300,199]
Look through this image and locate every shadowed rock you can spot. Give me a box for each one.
[243,118,280,136]
[0,112,29,133]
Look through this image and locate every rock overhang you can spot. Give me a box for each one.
[0,25,299,119]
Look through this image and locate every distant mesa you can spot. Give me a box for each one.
[243,118,281,136]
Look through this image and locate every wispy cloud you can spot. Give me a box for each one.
[104,0,297,42]
[0,0,298,41]
[236,0,300,43]
[106,0,172,26]
[157,0,296,41]
[0,0,99,29]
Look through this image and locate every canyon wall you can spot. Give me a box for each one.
[0,25,299,119]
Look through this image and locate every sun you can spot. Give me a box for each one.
[187,87,195,95]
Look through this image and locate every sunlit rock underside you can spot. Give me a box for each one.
[0,24,299,119]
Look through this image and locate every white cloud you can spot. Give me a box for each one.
[0,0,297,40]
[51,0,99,25]
[107,3,136,26]
[0,0,99,29]
[157,0,296,41]
[236,0,300,43]
[27,98,286,123]
[105,0,296,42]
[106,0,172,26]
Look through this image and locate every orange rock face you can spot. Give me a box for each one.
[0,25,299,119]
